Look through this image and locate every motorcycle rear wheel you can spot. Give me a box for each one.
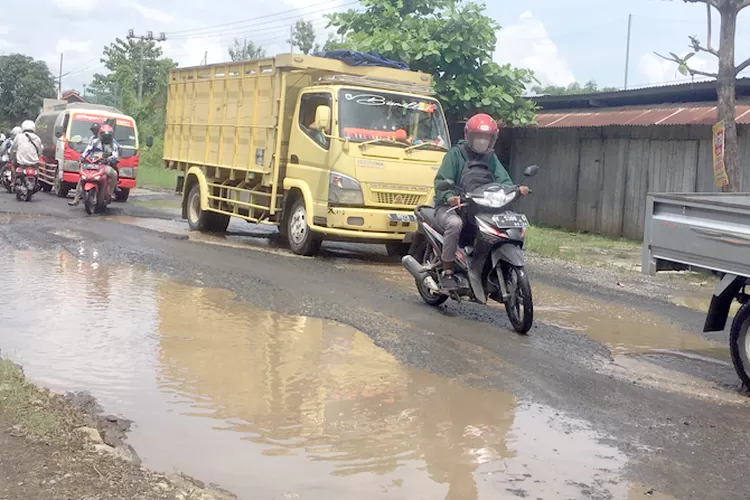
[415,242,448,307]
[84,190,96,215]
[503,266,533,334]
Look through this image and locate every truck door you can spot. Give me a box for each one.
[287,92,333,213]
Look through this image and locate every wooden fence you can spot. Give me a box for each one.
[503,125,750,240]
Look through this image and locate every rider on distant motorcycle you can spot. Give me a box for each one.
[0,126,21,160]
[69,124,119,206]
[9,121,42,184]
[432,113,529,291]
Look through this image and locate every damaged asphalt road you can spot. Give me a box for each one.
[1,192,749,500]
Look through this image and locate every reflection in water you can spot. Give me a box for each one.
[0,250,642,499]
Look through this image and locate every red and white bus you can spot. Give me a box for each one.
[36,103,141,202]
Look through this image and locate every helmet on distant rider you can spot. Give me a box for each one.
[0,133,5,143]
[21,120,35,133]
[10,126,21,139]
[99,124,114,145]
[464,113,499,154]
[90,123,101,136]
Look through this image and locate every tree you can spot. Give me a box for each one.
[228,39,266,61]
[289,19,318,55]
[88,38,176,144]
[533,80,618,96]
[657,0,750,192]
[0,54,56,129]
[328,0,536,125]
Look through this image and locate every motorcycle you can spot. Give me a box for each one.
[79,157,116,215]
[13,164,39,202]
[402,165,540,334]
[0,155,11,193]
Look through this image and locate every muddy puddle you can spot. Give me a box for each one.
[0,249,658,499]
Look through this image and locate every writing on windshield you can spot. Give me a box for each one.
[339,89,448,148]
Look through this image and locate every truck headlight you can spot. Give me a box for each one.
[329,172,364,206]
[119,167,135,178]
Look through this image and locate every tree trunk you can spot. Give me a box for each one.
[717,3,740,192]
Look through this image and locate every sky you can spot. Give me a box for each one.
[0,0,748,94]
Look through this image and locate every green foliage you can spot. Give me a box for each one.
[327,0,537,124]
[228,39,266,61]
[0,54,56,129]
[88,38,176,140]
[289,19,319,55]
[533,80,618,96]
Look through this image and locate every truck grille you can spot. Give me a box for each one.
[375,192,425,206]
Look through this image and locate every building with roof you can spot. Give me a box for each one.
[503,79,750,239]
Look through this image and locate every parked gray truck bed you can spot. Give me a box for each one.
[642,192,750,278]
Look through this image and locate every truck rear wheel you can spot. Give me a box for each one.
[286,197,321,256]
[114,188,130,202]
[186,182,229,233]
[730,303,750,389]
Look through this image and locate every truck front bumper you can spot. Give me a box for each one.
[309,206,417,242]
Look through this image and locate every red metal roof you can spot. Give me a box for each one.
[532,104,750,128]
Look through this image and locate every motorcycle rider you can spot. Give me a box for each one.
[1,126,21,159]
[433,113,529,291]
[9,120,42,184]
[69,124,119,206]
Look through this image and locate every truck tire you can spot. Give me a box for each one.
[730,303,750,389]
[114,188,130,202]
[286,197,321,256]
[186,182,230,233]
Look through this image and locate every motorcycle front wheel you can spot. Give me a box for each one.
[503,266,533,334]
[84,190,96,215]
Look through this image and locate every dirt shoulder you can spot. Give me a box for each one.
[0,360,236,500]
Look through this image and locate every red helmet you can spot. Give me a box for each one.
[99,124,114,145]
[464,113,499,154]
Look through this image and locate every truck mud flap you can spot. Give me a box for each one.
[704,274,746,332]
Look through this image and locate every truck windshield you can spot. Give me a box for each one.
[338,89,449,149]
[68,119,138,157]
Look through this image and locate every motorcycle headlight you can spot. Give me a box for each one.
[329,172,364,206]
[474,190,513,208]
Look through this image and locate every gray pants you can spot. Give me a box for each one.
[436,205,463,263]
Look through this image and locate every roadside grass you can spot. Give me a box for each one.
[137,164,178,189]
[0,359,78,443]
[524,225,641,268]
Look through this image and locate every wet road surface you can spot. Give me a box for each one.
[0,191,748,499]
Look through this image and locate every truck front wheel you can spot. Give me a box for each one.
[286,197,321,256]
[186,182,229,233]
[730,303,750,389]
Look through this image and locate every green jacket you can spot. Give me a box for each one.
[434,140,513,206]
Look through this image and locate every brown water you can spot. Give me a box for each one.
[0,249,657,499]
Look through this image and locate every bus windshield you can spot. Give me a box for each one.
[338,89,449,150]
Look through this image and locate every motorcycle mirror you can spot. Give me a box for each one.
[435,179,455,191]
[523,165,540,177]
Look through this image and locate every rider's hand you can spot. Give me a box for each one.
[447,196,461,207]
[519,186,530,196]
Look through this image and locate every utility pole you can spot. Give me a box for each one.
[127,29,166,105]
[202,51,208,65]
[290,25,294,53]
[58,53,64,99]
[624,14,632,90]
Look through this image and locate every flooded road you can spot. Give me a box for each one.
[0,249,656,499]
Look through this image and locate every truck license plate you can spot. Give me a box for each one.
[492,213,529,228]
[389,213,416,223]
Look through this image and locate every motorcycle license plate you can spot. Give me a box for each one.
[492,213,529,228]
[388,213,416,223]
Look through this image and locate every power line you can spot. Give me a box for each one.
[168,3,356,41]
[165,0,355,36]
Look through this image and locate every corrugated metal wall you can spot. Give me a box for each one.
[506,125,750,240]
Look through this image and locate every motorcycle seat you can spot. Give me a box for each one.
[417,206,444,233]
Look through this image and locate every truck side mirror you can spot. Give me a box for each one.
[315,105,331,134]
[146,136,154,148]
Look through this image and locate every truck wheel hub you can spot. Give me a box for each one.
[290,207,307,243]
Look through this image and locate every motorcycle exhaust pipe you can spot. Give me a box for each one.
[402,255,427,279]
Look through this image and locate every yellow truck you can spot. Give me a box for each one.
[163,54,450,256]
